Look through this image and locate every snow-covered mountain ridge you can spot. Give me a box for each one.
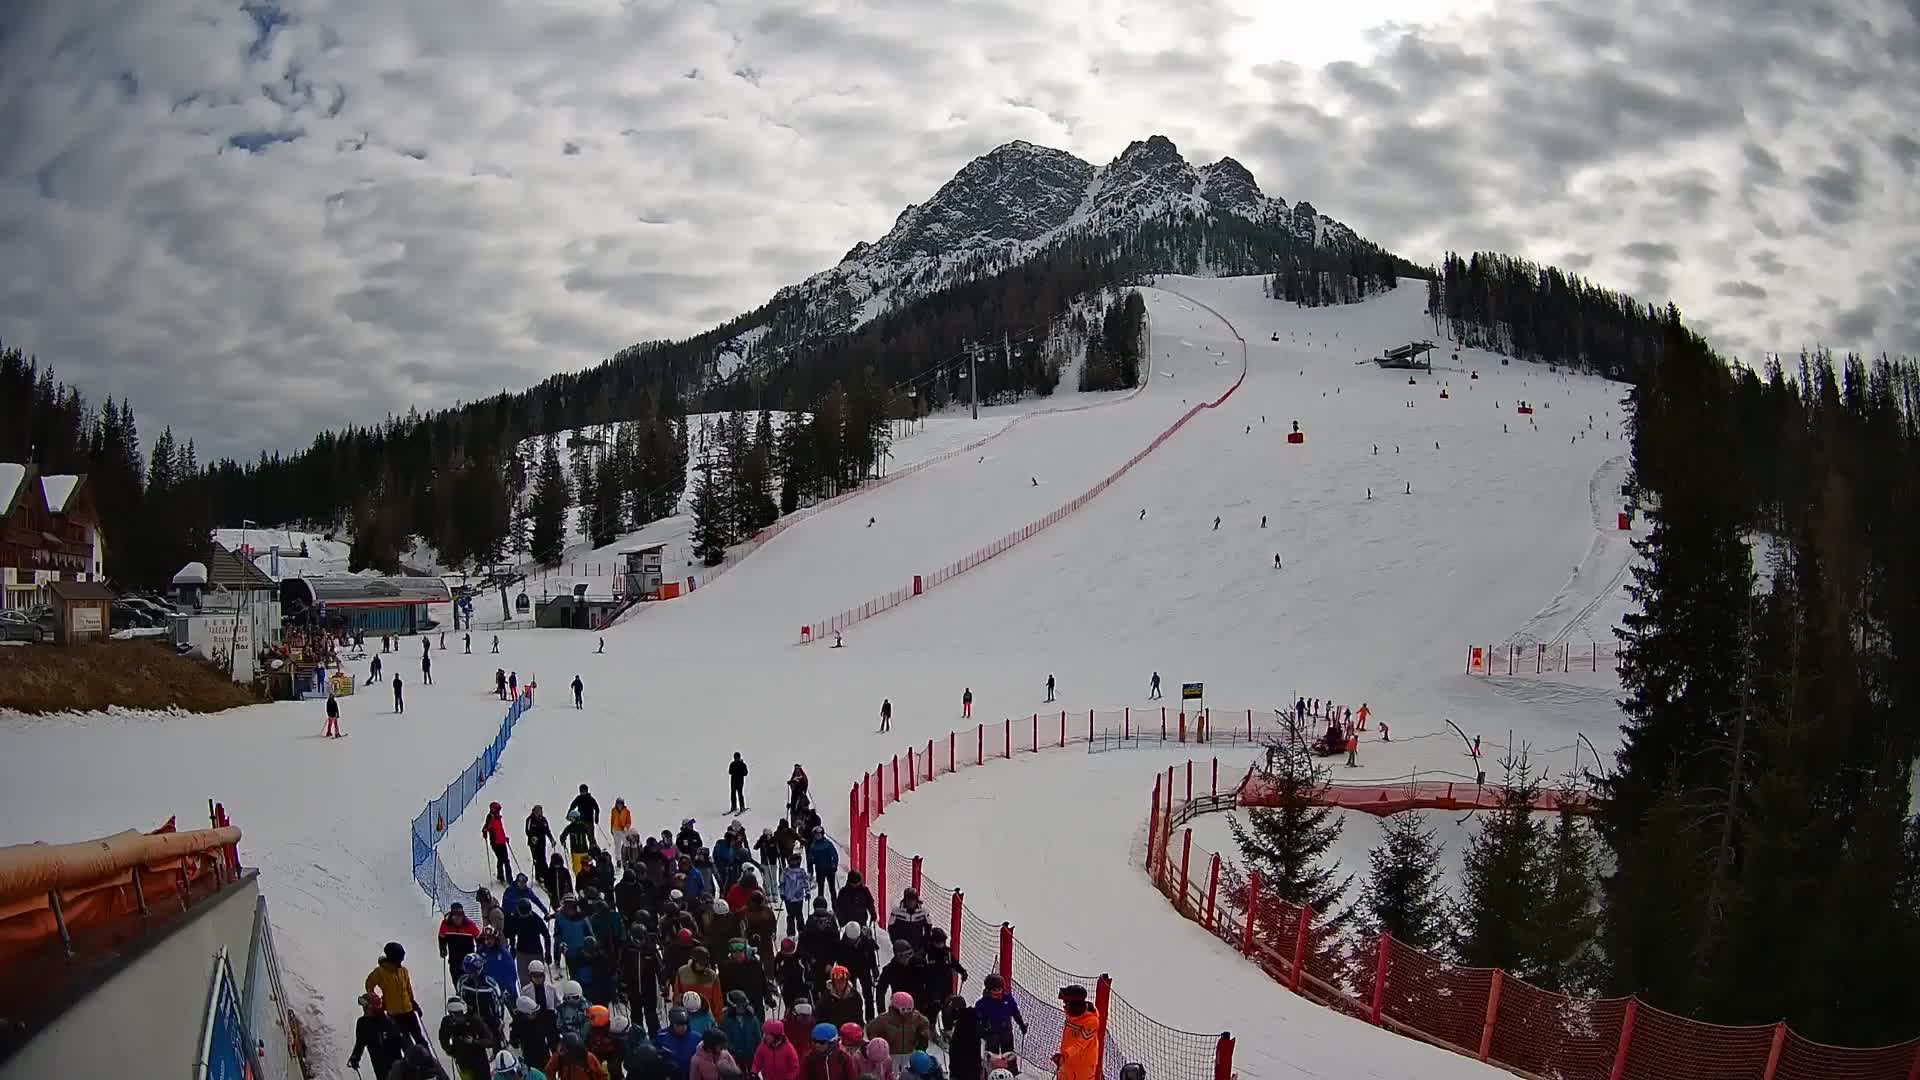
[719,135,1367,374]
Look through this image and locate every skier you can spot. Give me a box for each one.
[572,675,585,709]
[506,902,553,984]
[368,654,383,686]
[1212,517,1220,531]
[493,635,501,653]
[868,518,876,528]
[787,765,810,822]
[781,855,811,936]
[486,802,515,884]
[570,785,601,827]
[498,669,510,700]
[807,828,839,899]
[393,672,406,714]
[350,991,410,1078]
[1044,674,1055,704]
[1138,508,1145,520]
[465,632,473,654]
[441,630,447,650]
[961,688,972,719]
[424,652,435,686]
[458,952,510,1040]
[441,902,484,983]
[512,997,559,1077]
[833,871,876,928]
[596,637,605,655]
[324,692,342,738]
[1273,554,1282,569]
[878,700,891,733]
[425,637,433,659]
[1030,478,1037,487]
[510,671,519,697]
[942,998,981,1080]
[609,798,632,853]
[729,753,750,813]
[562,810,596,879]
[439,996,498,1080]
[1052,986,1098,1080]
[1260,515,1267,528]
[366,941,430,1046]
[755,1020,801,1080]
[527,806,557,882]
[1149,672,1161,700]
[832,632,844,648]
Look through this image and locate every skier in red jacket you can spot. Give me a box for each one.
[484,802,514,884]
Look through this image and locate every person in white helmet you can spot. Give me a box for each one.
[511,994,558,1074]
[439,995,498,1079]
[489,1048,546,1080]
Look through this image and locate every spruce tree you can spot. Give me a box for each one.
[528,436,570,565]
[688,458,729,566]
[589,450,625,548]
[1360,811,1451,951]
[1537,792,1601,992]
[1453,759,1550,976]
[1229,733,1352,937]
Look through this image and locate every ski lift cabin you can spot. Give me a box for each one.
[1373,341,1436,371]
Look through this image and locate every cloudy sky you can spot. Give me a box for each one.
[3,0,1915,458]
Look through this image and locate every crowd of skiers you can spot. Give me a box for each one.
[352,765,1129,1080]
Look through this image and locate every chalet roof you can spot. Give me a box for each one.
[205,543,279,591]
[47,580,116,602]
[40,474,81,513]
[0,463,25,514]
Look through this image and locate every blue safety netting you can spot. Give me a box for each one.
[410,690,532,909]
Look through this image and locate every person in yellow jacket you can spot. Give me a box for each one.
[1053,985,1100,1080]
[366,941,431,1045]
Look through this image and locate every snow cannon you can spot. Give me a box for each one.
[1287,420,1305,445]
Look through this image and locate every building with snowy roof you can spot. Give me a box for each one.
[279,574,450,636]
[0,464,104,610]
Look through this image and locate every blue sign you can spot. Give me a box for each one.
[200,949,255,1080]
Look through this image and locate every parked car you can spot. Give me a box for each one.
[111,602,155,630]
[124,596,178,622]
[0,609,51,643]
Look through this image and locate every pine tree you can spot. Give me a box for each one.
[688,458,729,566]
[571,436,598,543]
[528,436,570,565]
[1360,812,1451,951]
[1229,734,1353,934]
[588,449,625,549]
[1536,792,1601,992]
[1453,759,1550,977]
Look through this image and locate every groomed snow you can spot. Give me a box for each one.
[0,276,1634,1079]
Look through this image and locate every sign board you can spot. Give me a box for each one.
[1181,682,1204,701]
[194,947,255,1080]
[70,606,102,634]
[1467,647,1487,676]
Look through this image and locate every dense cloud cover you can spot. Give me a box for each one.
[2,0,1914,456]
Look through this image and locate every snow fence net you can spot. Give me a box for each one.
[410,689,533,910]
[1149,773,1920,1080]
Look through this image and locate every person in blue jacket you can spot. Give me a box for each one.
[807,828,839,899]
[713,834,738,891]
[504,874,550,921]
[551,894,594,975]
[974,973,1027,1064]
[657,1005,703,1079]
[477,925,522,1001]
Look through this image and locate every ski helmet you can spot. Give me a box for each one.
[990,1070,1016,1080]
[910,1052,935,1076]
[567,808,582,821]
[1120,1064,1147,1080]
[682,990,704,1012]
[562,980,584,1000]
[713,898,731,916]
[526,960,546,976]
[669,1007,691,1027]
[491,1050,524,1075]
[588,1005,611,1028]
[727,989,750,1009]
[516,996,539,1016]
[383,941,406,963]
[489,801,502,812]
[764,1020,786,1038]
[840,1022,865,1043]
[703,1028,729,1050]
[561,1031,586,1052]
[446,997,467,1015]
[841,922,862,942]
[812,1023,838,1043]
[1058,984,1088,1004]
[463,953,485,973]
[611,1014,631,1035]
[891,992,915,1012]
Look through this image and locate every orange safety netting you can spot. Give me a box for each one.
[1149,770,1920,1080]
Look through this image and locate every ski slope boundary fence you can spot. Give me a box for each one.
[410,688,534,910]
[1467,641,1624,677]
[845,708,1278,1080]
[798,303,1246,644]
[1144,764,1920,1080]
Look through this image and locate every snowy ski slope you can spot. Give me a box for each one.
[0,277,1636,1079]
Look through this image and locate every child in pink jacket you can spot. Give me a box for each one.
[754,1019,803,1080]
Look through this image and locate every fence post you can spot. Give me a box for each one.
[950,889,965,994]
[1214,1034,1234,1080]
[878,835,889,920]
[1213,757,1219,797]
[1147,777,1162,877]
[908,747,917,791]
[1760,1022,1787,1080]
[892,755,900,801]
[1032,712,1038,752]
[998,923,1014,986]
[1179,830,1193,912]
[1005,718,1011,759]
[949,731,956,773]
[1087,709,1093,742]
[1240,872,1261,956]
[1186,760,1193,803]
[1162,707,1167,740]
[1289,906,1312,992]
[1060,710,1066,747]
[1205,854,1221,930]
[1370,932,1392,1025]
[1093,974,1112,1077]
[977,724,984,765]
[1125,707,1130,739]
[1608,999,1639,1080]
[911,854,923,895]
[1179,710,1187,743]
[1478,968,1503,1058]
[1247,708,1253,741]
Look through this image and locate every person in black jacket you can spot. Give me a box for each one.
[719,938,773,1013]
[729,753,750,813]
[505,899,552,984]
[836,922,882,1018]
[798,899,841,992]
[350,993,409,1077]
[917,929,968,1027]
[623,917,664,1035]
[526,806,557,879]
[875,940,918,1012]
[833,872,876,928]
[569,784,601,827]
[814,965,866,1028]
[942,996,983,1080]
[510,994,558,1073]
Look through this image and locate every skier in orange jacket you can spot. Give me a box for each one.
[1053,985,1100,1080]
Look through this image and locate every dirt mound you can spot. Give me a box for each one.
[0,641,266,715]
